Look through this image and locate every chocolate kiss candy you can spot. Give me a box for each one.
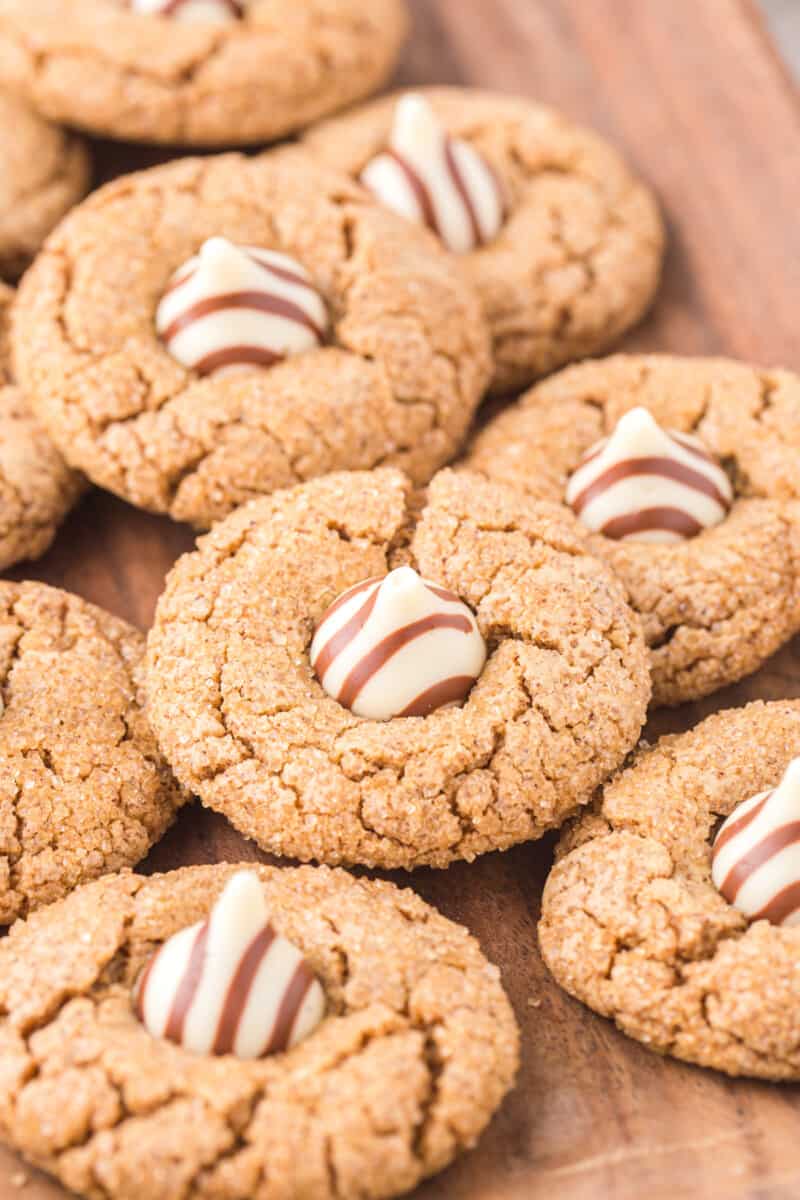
[712,758,800,927]
[310,565,487,721]
[128,0,244,21]
[134,870,326,1058]
[156,236,328,376]
[360,93,505,255]
[565,406,733,544]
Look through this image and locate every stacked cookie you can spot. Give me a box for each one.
[0,4,798,1199]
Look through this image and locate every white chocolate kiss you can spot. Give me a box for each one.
[156,237,328,376]
[712,758,800,927]
[359,94,505,255]
[134,871,326,1059]
[128,0,244,22]
[565,407,733,544]
[310,566,487,721]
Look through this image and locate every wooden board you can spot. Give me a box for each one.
[3,1,800,1196]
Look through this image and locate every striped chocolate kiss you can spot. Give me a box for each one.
[310,565,487,721]
[134,871,326,1059]
[711,758,800,927]
[359,93,506,255]
[156,237,328,376]
[128,0,244,20]
[565,406,733,544]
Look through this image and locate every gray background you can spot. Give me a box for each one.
[761,0,800,76]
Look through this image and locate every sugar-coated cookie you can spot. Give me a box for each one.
[0,580,183,923]
[0,0,408,146]
[540,701,800,1079]
[304,87,664,395]
[0,89,89,279]
[146,467,651,869]
[13,151,492,529]
[0,862,519,1199]
[465,354,800,705]
[0,285,84,570]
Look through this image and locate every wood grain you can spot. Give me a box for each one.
[4,1,800,1197]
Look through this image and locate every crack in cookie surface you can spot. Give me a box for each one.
[146,467,651,870]
[0,581,184,923]
[540,700,800,1079]
[0,863,519,1200]
[465,354,800,705]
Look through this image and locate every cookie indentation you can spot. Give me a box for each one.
[360,94,506,255]
[135,870,326,1057]
[156,238,329,376]
[310,566,487,721]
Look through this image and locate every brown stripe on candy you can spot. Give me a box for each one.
[753,879,800,925]
[424,582,461,604]
[161,290,326,346]
[133,946,161,1023]
[337,614,473,711]
[193,345,284,375]
[250,255,319,295]
[570,456,732,516]
[601,506,703,540]
[265,959,317,1055]
[576,440,608,468]
[212,924,276,1055]
[161,265,197,297]
[382,149,440,235]
[316,578,380,626]
[164,920,209,1044]
[313,587,380,681]
[712,792,771,855]
[444,139,484,246]
[719,820,800,901]
[670,430,720,466]
[398,674,476,718]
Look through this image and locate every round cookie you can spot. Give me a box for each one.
[465,354,800,706]
[539,700,800,1080]
[0,862,520,1199]
[0,286,84,570]
[0,88,90,279]
[0,580,183,924]
[13,151,492,529]
[0,0,408,146]
[303,87,665,395]
[146,467,651,870]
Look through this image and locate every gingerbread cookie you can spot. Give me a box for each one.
[465,354,800,706]
[0,0,408,146]
[303,87,665,395]
[540,700,800,1080]
[0,287,84,570]
[0,862,519,1199]
[0,581,183,924]
[146,467,650,870]
[0,88,90,279]
[13,151,492,529]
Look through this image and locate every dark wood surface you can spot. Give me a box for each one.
[3,2,800,1197]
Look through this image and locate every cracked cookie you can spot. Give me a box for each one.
[0,0,408,146]
[539,700,800,1080]
[12,150,492,530]
[0,286,84,571]
[0,88,90,280]
[0,580,183,924]
[464,354,800,706]
[146,467,651,870]
[0,861,520,1199]
[303,87,665,395]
